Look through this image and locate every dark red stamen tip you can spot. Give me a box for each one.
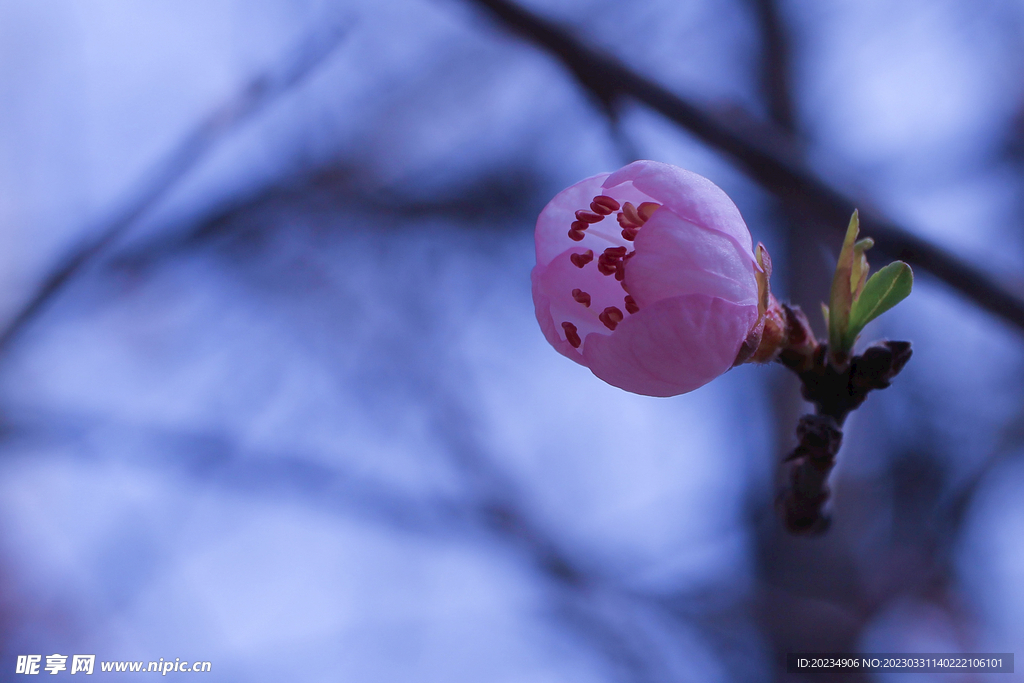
[570,220,589,232]
[622,202,642,226]
[624,295,639,314]
[592,195,621,212]
[598,306,623,331]
[568,229,585,241]
[616,212,639,229]
[574,210,603,224]
[571,288,592,307]
[569,249,594,268]
[637,202,661,221]
[562,321,582,348]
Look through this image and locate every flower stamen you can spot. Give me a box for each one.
[575,210,604,224]
[570,249,594,268]
[598,306,624,331]
[561,195,649,340]
[637,202,660,221]
[621,202,643,226]
[617,212,639,229]
[571,288,592,307]
[561,321,582,348]
[591,195,621,214]
[615,201,661,240]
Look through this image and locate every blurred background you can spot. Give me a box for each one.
[1,0,1024,680]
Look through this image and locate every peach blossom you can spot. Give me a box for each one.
[532,160,761,397]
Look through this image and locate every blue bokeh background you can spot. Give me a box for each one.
[2,0,1023,680]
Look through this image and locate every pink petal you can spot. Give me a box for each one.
[535,171,663,267]
[581,294,759,397]
[532,271,586,365]
[531,244,635,359]
[627,209,759,308]
[534,172,610,267]
[603,160,753,253]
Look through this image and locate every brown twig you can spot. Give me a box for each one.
[465,0,1024,333]
[775,304,913,533]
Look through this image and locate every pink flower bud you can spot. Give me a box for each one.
[531,160,762,397]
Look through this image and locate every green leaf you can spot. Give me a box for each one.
[843,261,914,348]
[828,210,860,355]
[851,237,874,299]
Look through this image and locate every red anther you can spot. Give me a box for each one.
[561,321,582,348]
[621,227,639,241]
[569,249,594,268]
[624,295,639,314]
[598,306,623,330]
[603,246,627,257]
[590,201,612,216]
[571,288,592,307]
[575,210,603,224]
[617,212,640,229]
[597,254,618,276]
[637,202,661,222]
[568,229,585,241]
[592,195,621,212]
[614,262,626,281]
[570,220,589,232]
[622,202,642,226]
[623,251,636,263]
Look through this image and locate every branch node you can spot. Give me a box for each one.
[777,335,912,534]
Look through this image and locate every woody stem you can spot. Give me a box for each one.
[774,304,912,535]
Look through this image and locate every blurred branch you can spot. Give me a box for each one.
[110,162,546,272]
[749,0,797,133]
[465,0,1024,333]
[0,21,351,353]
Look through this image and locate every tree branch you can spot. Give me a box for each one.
[465,0,1024,333]
[776,310,914,534]
[0,21,351,353]
[749,0,797,133]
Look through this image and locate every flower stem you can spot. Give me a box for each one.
[774,304,912,535]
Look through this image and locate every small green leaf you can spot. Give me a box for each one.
[851,237,874,299]
[828,210,860,355]
[843,261,914,348]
